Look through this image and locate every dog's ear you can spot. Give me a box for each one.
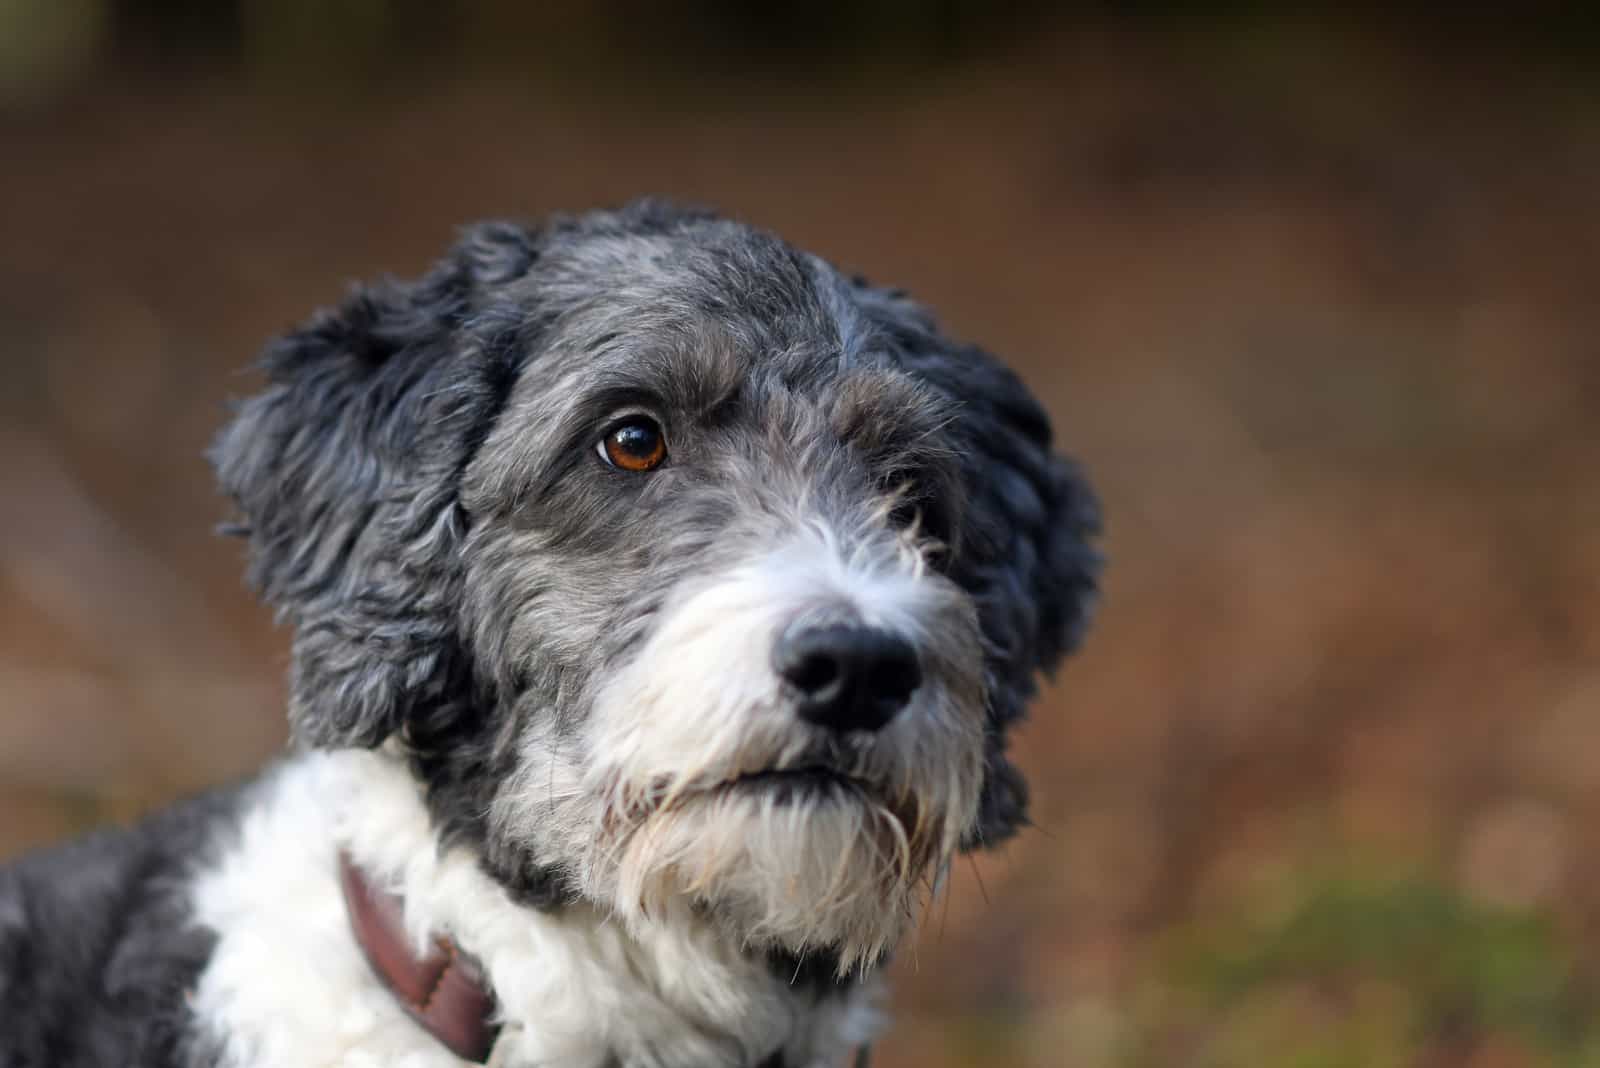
[211,223,537,748]
[855,284,1102,847]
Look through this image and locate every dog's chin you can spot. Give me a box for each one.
[600,774,945,974]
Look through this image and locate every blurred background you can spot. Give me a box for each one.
[3,4,1599,1065]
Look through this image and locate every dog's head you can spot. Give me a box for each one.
[213,201,1099,970]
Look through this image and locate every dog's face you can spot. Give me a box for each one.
[213,202,1099,971]
[459,252,991,967]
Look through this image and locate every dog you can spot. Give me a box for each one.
[0,201,1100,1068]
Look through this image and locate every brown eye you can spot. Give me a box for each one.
[598,417,667,472]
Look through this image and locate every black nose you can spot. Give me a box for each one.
[774,624,922,733]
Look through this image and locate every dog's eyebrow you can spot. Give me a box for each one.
[659,339,744,418]
[584,336,745,421]
[830,370,960,462]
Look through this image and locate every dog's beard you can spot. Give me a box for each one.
[563,528,987,973]
[605,783,945,971]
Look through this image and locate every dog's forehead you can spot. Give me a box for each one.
[467,228,953,497]
[528,227,862,376]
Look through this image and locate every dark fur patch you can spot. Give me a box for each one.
[0,787,245,1067]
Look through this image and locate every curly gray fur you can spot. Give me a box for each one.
[211,197,1100,918]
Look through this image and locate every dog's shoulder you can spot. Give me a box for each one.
[0,785,248,1068]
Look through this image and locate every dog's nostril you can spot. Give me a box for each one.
[873,645,921,704]
[774,624,921,734]
[786,650,843,699]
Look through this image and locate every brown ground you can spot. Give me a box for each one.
[2,19,1598,1067]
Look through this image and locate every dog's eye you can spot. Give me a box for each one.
[598,417,668,472]
[884,470,954,559]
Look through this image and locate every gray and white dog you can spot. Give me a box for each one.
[0,201,1099,1068]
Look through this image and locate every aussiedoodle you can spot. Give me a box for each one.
[0,201,1100,1068]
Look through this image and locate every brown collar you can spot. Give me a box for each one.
[340,851,862,1068]
[338,851,501,1063]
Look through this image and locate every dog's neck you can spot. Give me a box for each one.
[189,749,881,1068]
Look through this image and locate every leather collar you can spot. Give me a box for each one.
[339,851,501,1062]
[339,851,862,1067]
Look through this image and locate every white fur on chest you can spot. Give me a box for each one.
[188,750,880,1068]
